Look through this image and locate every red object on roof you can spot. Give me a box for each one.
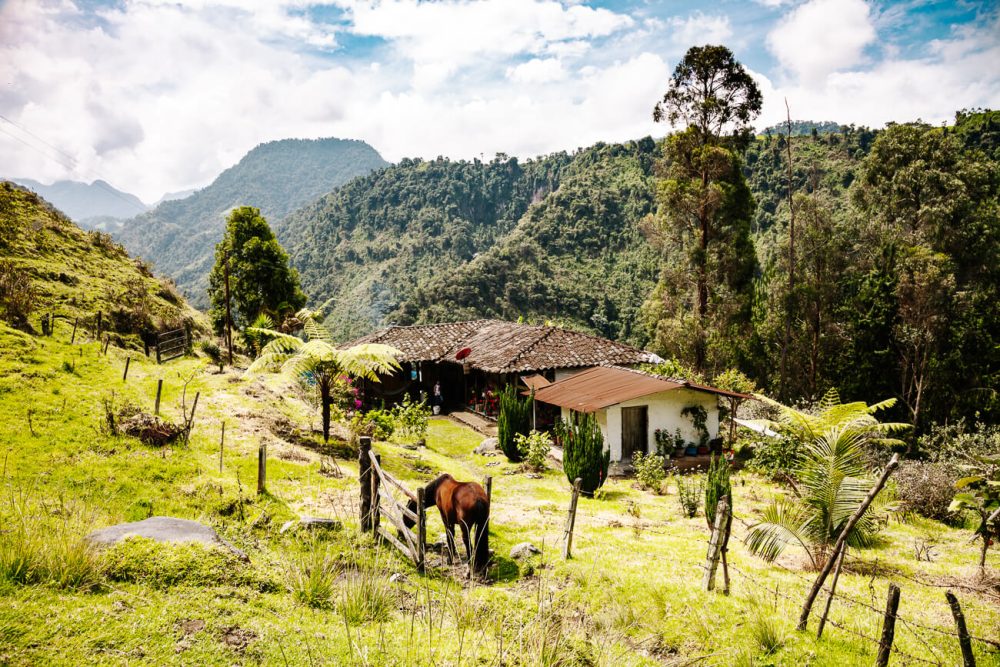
[455,347,472,360]
[532,366,752,413]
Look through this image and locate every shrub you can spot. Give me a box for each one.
[0,259,35,329]
[633,452,667,493]
[561,412,610,496]
[339,570,395,625]
[895,461,959,522]
[744,433,800,479]
[350,408,395,440]
[497,385,532,462]
[515,430,551,472]
[199,340,225,371]
[392,393,431,440]
[287,545,339,609]
[705,454,732,527]
[675,474,704,518]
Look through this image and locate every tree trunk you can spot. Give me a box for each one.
[321,389,331,443]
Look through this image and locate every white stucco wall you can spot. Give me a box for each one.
[560,388,720,462]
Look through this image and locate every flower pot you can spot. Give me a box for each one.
[674,447,686,459]
[685,445,698,457]
[697,445,709,456]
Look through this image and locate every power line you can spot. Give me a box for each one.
[0,115,149,216]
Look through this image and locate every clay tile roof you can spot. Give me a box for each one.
[533,365,752,412]
[346,320,659,373]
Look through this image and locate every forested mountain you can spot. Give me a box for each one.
[115,137,388,308]
[8,178,148,227]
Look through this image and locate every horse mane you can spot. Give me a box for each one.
[422,473,453,502]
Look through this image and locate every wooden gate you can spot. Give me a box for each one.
[156,328,188,363]
[359,438,426,572]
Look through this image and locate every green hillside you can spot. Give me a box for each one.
[0,181,199,337]
[115,138,388,308]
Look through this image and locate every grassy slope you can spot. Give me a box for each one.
[0,323,998,665]
[0,181,199,332]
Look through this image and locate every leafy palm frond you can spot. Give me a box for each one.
[745,499,816,567]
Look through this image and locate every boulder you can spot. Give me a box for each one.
[474,437,503,456]
[510,542,542,559]
[87,516,248,561]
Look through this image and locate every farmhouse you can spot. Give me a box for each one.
[348,319,661,416]
[532,365,751,470]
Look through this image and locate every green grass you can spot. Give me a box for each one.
[0,319,998,665]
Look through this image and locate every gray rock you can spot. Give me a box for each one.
[87,516,248,561]
[510,542,542,559]
[474,437,503,456]
[280,517,343,534]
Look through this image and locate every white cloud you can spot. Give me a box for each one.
[757,15,1000,129]
[767,0,876,83]
[506,57,566,83]
[667,12,733,47]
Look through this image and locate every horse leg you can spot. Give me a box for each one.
[459,522,473,571]
[438,507,456,564]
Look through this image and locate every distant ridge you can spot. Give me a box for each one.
[8,177,148,225]
[113,137,389,308]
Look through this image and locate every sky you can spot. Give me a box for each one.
[1,0,998,203]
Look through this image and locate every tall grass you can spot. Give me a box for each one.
[0,490,101,592]
[339,569,395,624]
[287,544,340,609]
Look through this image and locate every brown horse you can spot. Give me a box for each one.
[406,473,490,573]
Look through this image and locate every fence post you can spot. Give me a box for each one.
[816,542,846,639]
[219,422,225,474]
[563,477,582,559]
[371,454,382,536]
[154,379,162,415]
[257,443,267,495]
[359,437,372,532]
[798,454,899,630]
[702,496,729,591]
[103,336,110,355]
[875,583,901,667]
[70,317,78,344]
[184,392,199,444]
[416,487,426,573]
[946,591,976,667]
[122,356,131,381]
[483,474,493,539]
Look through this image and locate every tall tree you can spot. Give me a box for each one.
[208,206,306,335]
[648,45,762,371]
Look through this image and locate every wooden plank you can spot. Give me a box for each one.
[377,526,415,561]
[379,486,418,523]
[359,437,372,532]
[378,492,418,552]
[368,450,417,502]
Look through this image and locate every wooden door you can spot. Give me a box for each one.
[621,406,648,461]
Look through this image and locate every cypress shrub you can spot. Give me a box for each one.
[562,412,610,495]
[705,454,731,527]
[497,385,532,462]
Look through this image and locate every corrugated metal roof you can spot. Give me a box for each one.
[346,320,658,373]
[533,366,752,412]
[520,374,551,395]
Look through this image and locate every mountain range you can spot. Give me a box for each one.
[6,178,149,228]
[114,137,389,307]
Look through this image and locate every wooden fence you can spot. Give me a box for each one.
[156,328,187,363]
[359,438,426,572]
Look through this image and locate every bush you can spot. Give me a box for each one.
[101,537,271,590]
[350,408,395,440]
[392,393,431,440]
[633,452,667,493]
[515,430,551,472]
[339,570,395,625]
[561,412,610,496]
[744,434,800,479]
[0,259,35,329]
[675,474,704,518]
[497,385,532,462]
[287,545,339,609]
[895,461,960,522]
[199,339,225,371]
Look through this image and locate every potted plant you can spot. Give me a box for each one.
[673,428,686,458]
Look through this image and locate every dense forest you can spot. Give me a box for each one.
[276,109,1000,432]
[115,138,387,308]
